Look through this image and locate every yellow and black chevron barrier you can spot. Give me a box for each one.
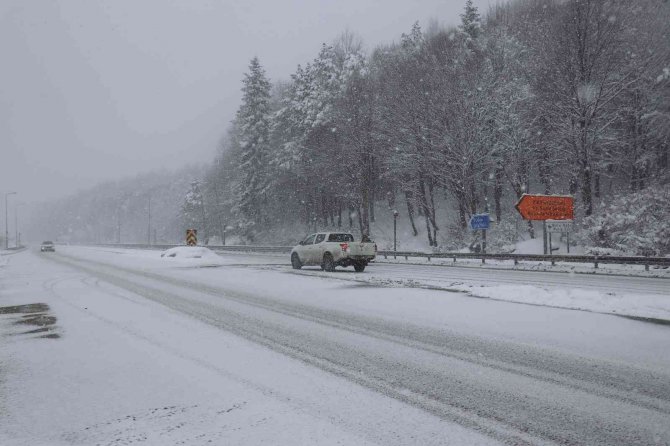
[186,229,197,246]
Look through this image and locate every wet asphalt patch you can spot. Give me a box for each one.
[620,315,670,326]
[0,303,61,339]
[0,303,50,314]
[340,282,383,289]
[15,313,57,326]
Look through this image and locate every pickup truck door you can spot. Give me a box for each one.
[312,233,327,263]
[299,234,316,264]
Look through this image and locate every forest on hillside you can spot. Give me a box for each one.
[28,0,670,255]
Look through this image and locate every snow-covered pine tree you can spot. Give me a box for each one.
[235,57,272,234]
[459,0,481,39]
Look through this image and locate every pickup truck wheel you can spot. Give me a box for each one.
[354,261,366,272]
[323,253,335,272]
[291,253,302,270]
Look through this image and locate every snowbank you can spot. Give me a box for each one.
[453,283,670,321]
[160,246,225,267]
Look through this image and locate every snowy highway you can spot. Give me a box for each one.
[1,246,670,445]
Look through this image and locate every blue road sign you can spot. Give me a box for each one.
[469,214,490,230]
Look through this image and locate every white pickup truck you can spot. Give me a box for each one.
[290,232,376,272]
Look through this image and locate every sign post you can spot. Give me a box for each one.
[469,214,490,261]
[392,209,399,259]
[515,195,574,255]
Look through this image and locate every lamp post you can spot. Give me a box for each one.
[15,202,25,248]
[5,192,16,250]
[147,195,152,246]
[392,209,399,259]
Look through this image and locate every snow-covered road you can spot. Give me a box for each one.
[1,246,669,445]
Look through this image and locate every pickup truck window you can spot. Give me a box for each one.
[315,234,326,244]
[327,233,354,242]
[302,234,316,245]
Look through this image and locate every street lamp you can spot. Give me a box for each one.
[392,209,399,259]
[5,192,16,250]
[147,194,152,246]
[15,202,25,248]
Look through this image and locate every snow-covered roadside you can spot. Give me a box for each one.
[0,248,26,266]
[286,269,670,322]
[451,283,670,322]
[321,262,670,321]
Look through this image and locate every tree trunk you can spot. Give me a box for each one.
[527,221,535,239]
[321,190,328,227]
[494,165,503,224]
[581,162,593,216]
[424,211,434,246]
[539,162,552,195]
[328,197,337,226]
[361,187,370,236]
[404,190,419,236]
[369,198,375,223]
[457,190,467,230]
[428,181,438,246]
[418,179,438,247]
[512,184,534,239]
[569,175,578,196]
[337,199,342,228]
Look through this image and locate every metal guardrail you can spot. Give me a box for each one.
[376,250,670,271]
[92,243,670,271]
[1,246,27,255]
[93,243,293,254]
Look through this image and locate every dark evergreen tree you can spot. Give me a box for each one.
[459,0,481,39]
[235,57,272,234]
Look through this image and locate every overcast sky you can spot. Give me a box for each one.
[1,0,492,202]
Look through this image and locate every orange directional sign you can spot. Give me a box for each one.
[515,194,574,221]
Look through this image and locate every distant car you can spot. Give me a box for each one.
[40,241,55,252]
[291,232,376,272]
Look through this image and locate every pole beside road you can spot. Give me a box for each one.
[469,214,490,259]
[5,192,17,250]
[392,209,398,259]
[147,195,152,246]
[15,202,25,248]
